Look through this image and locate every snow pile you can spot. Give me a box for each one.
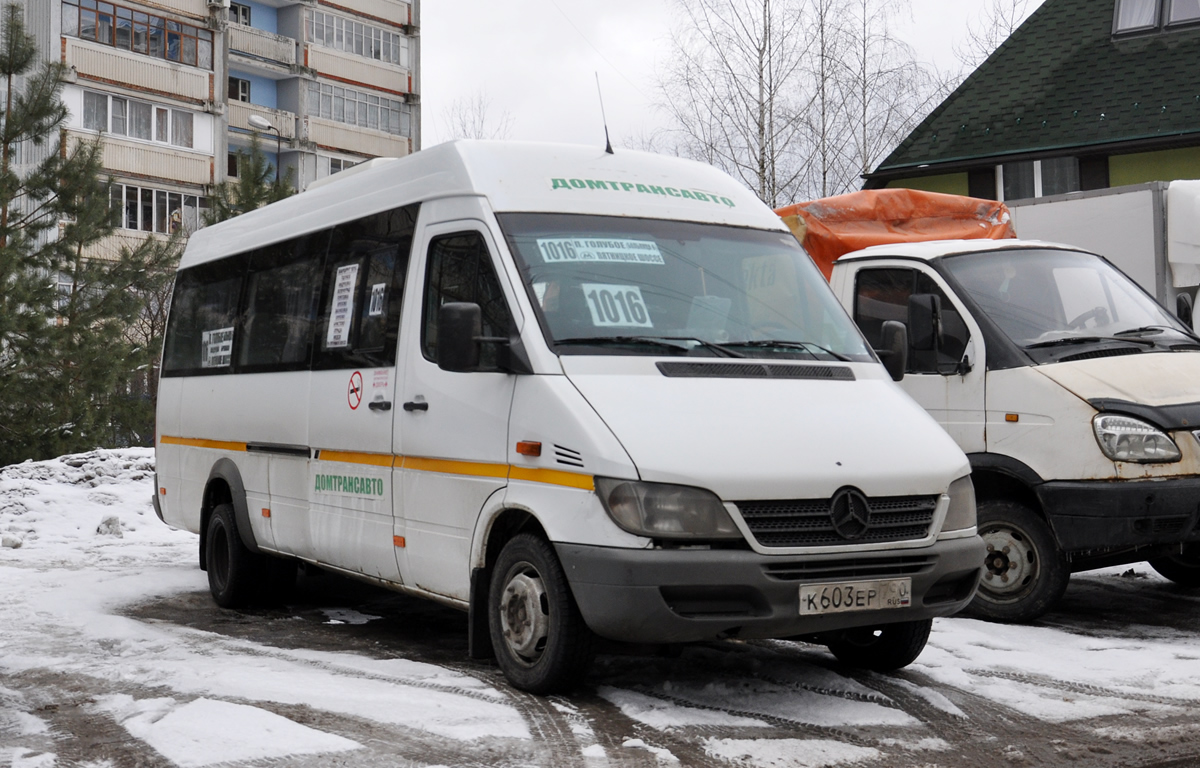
[0,449,531,766]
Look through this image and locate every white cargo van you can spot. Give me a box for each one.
[154,142,983,692]
[829,239,1200,622]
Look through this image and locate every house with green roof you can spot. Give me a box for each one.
[865,0,1200,202]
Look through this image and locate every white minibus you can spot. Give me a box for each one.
[154,142,984,693]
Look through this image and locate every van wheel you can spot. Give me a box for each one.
[206,503,260,608]
[826,619,932,671]
[1149,546,1200,587]
[488,533,593,694]
[965,500,1068,623]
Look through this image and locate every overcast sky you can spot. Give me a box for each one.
[420,0,1043,149]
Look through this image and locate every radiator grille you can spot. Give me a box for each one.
[735,494,939,547]
[764,555,938,581]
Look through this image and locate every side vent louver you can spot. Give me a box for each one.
[554,445,584,468]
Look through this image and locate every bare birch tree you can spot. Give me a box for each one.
[838,0,953,185]
[654,0,813,207]
[954,0,1039,70]
[441,90,514,141]
[653,0,950,204]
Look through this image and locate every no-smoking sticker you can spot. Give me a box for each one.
[347,370,363,410]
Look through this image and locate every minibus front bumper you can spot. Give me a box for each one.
[555,536,984,644]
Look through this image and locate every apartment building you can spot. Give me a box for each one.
[17,0,419,258]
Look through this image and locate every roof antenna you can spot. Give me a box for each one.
[595,72,614,155]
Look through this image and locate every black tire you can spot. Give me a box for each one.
[965,500,1069,623]
[1149,545,1200,587]
[487,533,594,694]
[205,503,261,608]
[826,619,932,672]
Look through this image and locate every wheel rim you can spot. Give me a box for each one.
[499,563,550,666]
[210,523,230,592]
[979,523,1038,602]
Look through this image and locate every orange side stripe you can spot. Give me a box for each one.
[400,456,510,479]
[319,450,395,467]
[159,435,247,452]
[509,466,595,491]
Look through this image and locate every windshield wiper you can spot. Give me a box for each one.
[725,339,853,361]
[1025,335,1157,349]
[554,336,744,357]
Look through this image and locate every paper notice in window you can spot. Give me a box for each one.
[536,238,665,265]
[368,283,386,317]
[201,327,234,368]
[326,264,359,349]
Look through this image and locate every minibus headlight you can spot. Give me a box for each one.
[594,478,741,540]
[942,475,976,532]
[1093,414,1181,463]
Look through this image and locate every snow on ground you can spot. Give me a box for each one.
[2,449,1200,766]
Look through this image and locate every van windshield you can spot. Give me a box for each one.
[497,213,874,361]
[941,248,1190,348]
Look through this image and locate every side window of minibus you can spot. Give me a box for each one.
[853,267,970,375]
[237,233,326,371]
[421,231,513,370]
[161,258,243,375]
[313,203,419,369]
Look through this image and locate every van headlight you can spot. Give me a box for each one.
[942,475,976,532]
[1093,414,1181,463]
[594,478,741,540]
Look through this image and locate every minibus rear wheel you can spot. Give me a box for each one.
[488,533,594,694]
[1149,546,1200,587]
[206,503,259,608]
[825,619,932,672]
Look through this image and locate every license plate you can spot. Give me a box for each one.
[799,578,912,616]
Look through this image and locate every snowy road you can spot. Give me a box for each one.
[3,450,1200,767]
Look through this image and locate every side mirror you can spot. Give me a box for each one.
[1177,292,1194,331]
[908,293,941,352]
[437,302,482,372]
[880,320,908,382]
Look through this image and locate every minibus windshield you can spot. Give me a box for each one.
[941,248,1191,348]
[497,213,874,361]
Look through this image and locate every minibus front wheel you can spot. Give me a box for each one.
[1149,545,1200,587]
[488,533,594,694]
[825,618,932,672]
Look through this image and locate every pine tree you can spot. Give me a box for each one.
[206,133,294,223]
[0,3,179,465]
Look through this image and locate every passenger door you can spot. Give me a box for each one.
[397,223,519,601]
[852,264,987,452]
[306,205,419,581]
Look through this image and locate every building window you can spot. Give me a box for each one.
[229,77,251,103]
[996,157,1080,201]
[111,182,207,234]
[80,89,197,150]
[228,151,240,179]
[1115,0,1159,29]
[1170,0,1200,22]
[308,81,410,137]
[62,0,212,69]
[228,2,251,25]
[307,10,409,68]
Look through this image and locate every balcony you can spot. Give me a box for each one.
[144,0,208,20]
[228,101,297,140]
[229,24,297,67]
[345,0,410,25]
[306,46,408,93]
[82,230,171,264]
[66,38,210,103]
[69,131,213,186]
[305,117,410,158]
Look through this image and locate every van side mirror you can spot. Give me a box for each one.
[908,294,941,352]
[1176,292,1194,330]
[880,320,908,382]
[437,302,482,372]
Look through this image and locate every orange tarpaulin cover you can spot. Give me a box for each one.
[775,189,1016,280]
